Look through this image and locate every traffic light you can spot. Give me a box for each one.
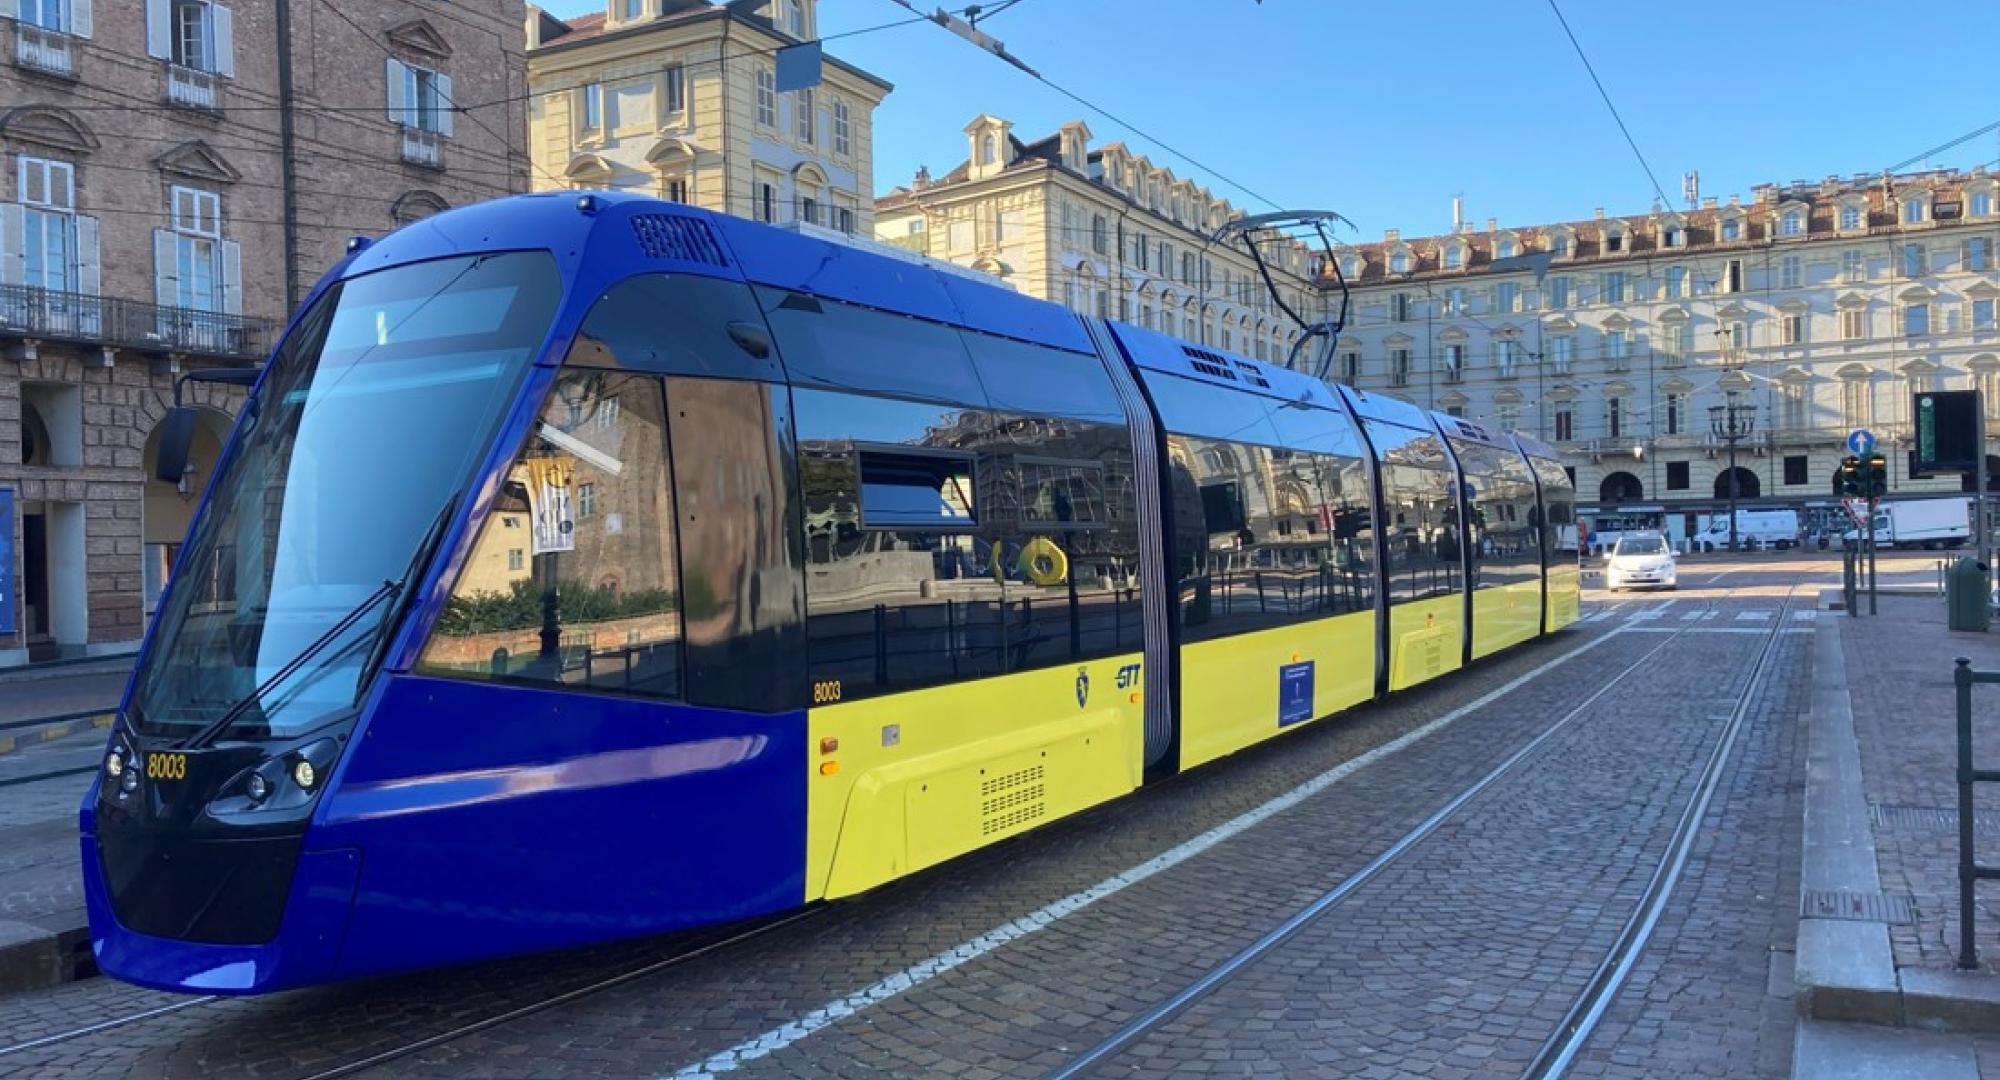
[1866,453,1889,498]
[1839,455,1862,497]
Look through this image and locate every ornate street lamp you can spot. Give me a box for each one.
[1709,391,1756,552]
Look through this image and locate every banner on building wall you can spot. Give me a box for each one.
[524,458,575,556]
[0,489,15,636]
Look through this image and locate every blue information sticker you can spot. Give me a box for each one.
[0,489,14,636]
[1278,661,1314,727]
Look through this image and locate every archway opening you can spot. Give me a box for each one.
[1599,471,1643,503]
[1714,466,1761,500]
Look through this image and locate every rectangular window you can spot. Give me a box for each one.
[832,100,851,156]
[1496,339,1519,374]
[1841,308,1866,340]
[581,82,603,132]
[1606,330,1627,364]
[420,374,683,700]
[1780,255,1802,290]
[1843,250,1865,282]
[1905,200,1926,225]
[1442,343,1464,379]
[1390,348,1411,386]
[1554,406,1574,441]
[1666,461,1689,490]
[19,156,76,293]
[1444,287,1464,316]
[756,67,776,127]
[1781,313,1803,345]
[857,450,975,528]
[1548,276,1571,309]
[758,181,775,223]
[1497,282,1519,312]
[1843,380,1870,427]
[1967,237,1992,272]
[1338,351,1360,383]
[1665,393,1684,435]
[834,205,855,235]
[793,87,815,144]
[1391,293,1411,322]
[1722,259,1743,293]
[1722,219,1741,241]
[1784,455,1808,486]
[171,185,221,311]
[1666,266,1686,298]
[1606,397,1623,438]
[1974,298,1996,331]
[1840,205,1862,231]
[1497,403,1521,431]
[663,65,686,116]
[1603,271,1626,304]
[397,62,449,133]
[662,177,689,203]
[173,0,212,70]
[1905,303,1930,338]
[1903,243,1926,278]
[1782,385,1806,430]
[1550,335,1573,373]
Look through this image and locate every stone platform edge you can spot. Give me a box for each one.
[1795,614,2000,1032]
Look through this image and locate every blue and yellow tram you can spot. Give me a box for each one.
[84,193,1578,994]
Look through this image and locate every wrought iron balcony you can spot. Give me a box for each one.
[15,23,75,77]
[167,64,219,111]
[0,284,277,362]
[401,128,444,169]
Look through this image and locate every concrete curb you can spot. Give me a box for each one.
[1795,615,2000,1033]
[0,713,112,758]
[0,917,89,996]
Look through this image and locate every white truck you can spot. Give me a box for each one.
[1844,498,1970,550]
[1694,509,1800,551]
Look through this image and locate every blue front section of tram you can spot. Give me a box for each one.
[83,193,813,993]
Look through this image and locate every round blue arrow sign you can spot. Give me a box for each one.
[1847,429,1876,457]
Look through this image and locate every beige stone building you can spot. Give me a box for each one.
[874,116,1325,367]
[526,0,890,234]
[0,0,529,665]
[1331,169,2000,535]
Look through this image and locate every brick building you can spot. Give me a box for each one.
[0,0,529,665]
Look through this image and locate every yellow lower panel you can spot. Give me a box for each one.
[1547,566,1581,630]
[806,655,1144,901]
[1387,593,1465,691]
[1470,580,1544,660]
[1177,609,1377,770]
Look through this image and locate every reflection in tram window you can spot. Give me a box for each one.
[1365,421,1464,604]
[1531,458,1576,558]
[794,388,1143,703]
[420,371,682,698]
[1449,441,1541,589]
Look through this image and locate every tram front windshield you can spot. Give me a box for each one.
[129,252,561,743]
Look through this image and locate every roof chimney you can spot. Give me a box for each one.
[1385,227,1400,242]
[1701,197,1717,209]
[1593,207,1605,220]
[1486,217,1497,233]
[913,165,931,190]
[1452,196,1464,233]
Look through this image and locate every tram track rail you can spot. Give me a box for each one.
[1043,584,1794,1080]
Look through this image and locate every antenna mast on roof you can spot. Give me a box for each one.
[1211,209,1353,381]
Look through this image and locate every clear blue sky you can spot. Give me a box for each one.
[539,0,2000,238]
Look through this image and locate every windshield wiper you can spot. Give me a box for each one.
[178,580,403,750]
[358,494,463,693]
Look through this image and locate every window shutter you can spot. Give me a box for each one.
[437,73,454,137]
[385,58,408,125]
[212,4,234,77]
[144,0,170,58]
[219,240,241,315]
[71,0,91,37]
[74,216,100,297]
[154,229,179,308]
[0,205,24,287]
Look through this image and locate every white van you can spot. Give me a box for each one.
[1695,509,1799,552]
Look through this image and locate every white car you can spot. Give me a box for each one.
[1605,532,1677,592]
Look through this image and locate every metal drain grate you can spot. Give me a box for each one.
[1870,803,2000,832]
[1800,889,1914,925]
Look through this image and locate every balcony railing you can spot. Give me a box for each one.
[401,128,444,169]
[167,64,219,111]
[0,284,277,361]
[15,23,75,77]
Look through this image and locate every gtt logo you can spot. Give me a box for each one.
[1115,663,1142,689]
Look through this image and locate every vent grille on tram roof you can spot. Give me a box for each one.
[1231,358,1272,389]
[631,214,728,267]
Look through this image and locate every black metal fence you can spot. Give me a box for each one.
[1955,656,2000,968]
[0,284,277,361]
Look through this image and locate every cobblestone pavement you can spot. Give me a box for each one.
[0,559,1833,1080]
[1841,594,2000,975]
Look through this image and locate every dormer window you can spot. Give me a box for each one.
[618,0,644,19]
[1390,250,1409,274]
[1550,231,1572,258]
[1662,227,1683,249]
[1839,204,1862,231]
[1974,189,1995,218]
[782,0,806,36]
[1721,217,1741,241]
[979,135,996,166]
[1496,237,1516,259]
[1780,211,1803,237]
[1605,228,1624,254]
[1443,243,1464,270]
[1903,197,1927,225]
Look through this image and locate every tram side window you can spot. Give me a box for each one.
[419,371,683,699]
[565,273,784,381]
[760,289,990,406]
[1452,442,1541,589]
[1165,433,1376,644]
[1532,458,1576,559]
[1367,422,1463,605]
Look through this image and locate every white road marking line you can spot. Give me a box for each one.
[1736,610,1773,622]
[1792,609,1817,621]
[1680,611,1705,622]
[663,629,1629,1078]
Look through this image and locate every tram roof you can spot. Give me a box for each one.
[1511,432,1562,463]
[1106,321,1342,410]
[1335,384,1433,433]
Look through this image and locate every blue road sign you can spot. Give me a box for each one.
[0,489,14,636]
[1847,429,1876,457]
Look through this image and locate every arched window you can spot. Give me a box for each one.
[1443,245,1463,270]
[1390,250,1409,274]
[1496,238,1516,259]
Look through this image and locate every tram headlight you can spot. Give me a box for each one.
[105,750,124,780]
[245,772,270,803]
[119,762,141,795]
[291,759,317,792]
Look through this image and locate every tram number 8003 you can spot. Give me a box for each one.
[812,680,844,705]
[145,753,188,781]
